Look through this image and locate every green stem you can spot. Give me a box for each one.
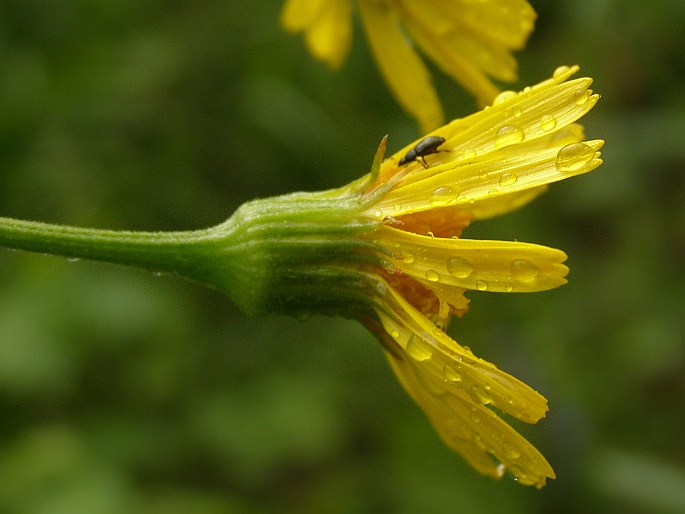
[0,215,216,278]
[0,187,383,317]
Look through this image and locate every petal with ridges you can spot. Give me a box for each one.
[385,350,555,487]
[375,226,569,293]
[374,284,550,423]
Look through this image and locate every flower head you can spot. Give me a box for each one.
[281,0,537,132]
[209,65,601,487]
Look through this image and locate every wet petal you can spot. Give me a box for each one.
[386,350,555,487]
[377,225,569,293]
[375,284,550,423]
[358,0,444,132]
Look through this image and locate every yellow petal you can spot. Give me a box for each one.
[385,350,555,486]
[304,0,353,69]
[280,0,327,32]
[432,0,536,49]
[281,0,352,69]
[371,67,603,218]
[375,284,550,423]
[373,283,555,486]
[381,140,604,217]
[357,0,444,132]
[390,0,536,105]
[395,2,501,108]
[376,225,569,293]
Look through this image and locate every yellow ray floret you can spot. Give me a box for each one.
[373,283,555,487]
[368,66,603,219]
[374,225,569,293]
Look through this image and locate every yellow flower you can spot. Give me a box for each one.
[280,0,537,132]
[346,65,601,487]
[0,65,602,487]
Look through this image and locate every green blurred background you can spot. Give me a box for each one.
[1,1,684,512]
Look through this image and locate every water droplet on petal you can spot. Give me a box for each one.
[540,114,557,131]
[426,231,435,239]
[493,90,518,105]
[447,256,474,278]
[390,329,400,339]
[573,88,591,105]
[407,334,432,361]
[374,210,383,219]
[443,364,462,382]
[553,65,571,79]
[425,269,440,282]
[503,105,522,119]
[511,259,539,283]
[498,172,518,187]
[502,441,522,460]
[504,283,514,292]
[456,148,474,162]
[494,125,524,149]
[400,250,414,263]
[431,186,455,205]
[555,142,596,173]
[476,280,488,291]
[470,385,493,405]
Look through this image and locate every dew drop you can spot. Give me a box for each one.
[494,125,524,149]
[407,335,432,361]
[502,441,522,460]
[443,364,463,382]
[426,231,435,239]
[493,90,518,105]
[400,250,414,263]
[540,114,557,131]
[431,186,455,205]
[67,257,79,262]
[461,148,476,160]
[390,329,400,339]
[573,88,591,105]
[498,172,518,187]
[511,259,539,283]
[374,210,383,219]
[476,280,488,291]
[553,65,571,79]
[555,142,596,173]
[504,283,514,292]
[425,269,440,282]
[503,105,522,119]
[447,256,474,278]
[470,385,493,405]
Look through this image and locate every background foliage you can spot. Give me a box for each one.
[1,1,685,512]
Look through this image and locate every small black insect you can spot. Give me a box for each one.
[398,135,447,168]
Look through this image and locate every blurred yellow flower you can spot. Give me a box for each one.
[352,65,602,486]
[280,0,537,132]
